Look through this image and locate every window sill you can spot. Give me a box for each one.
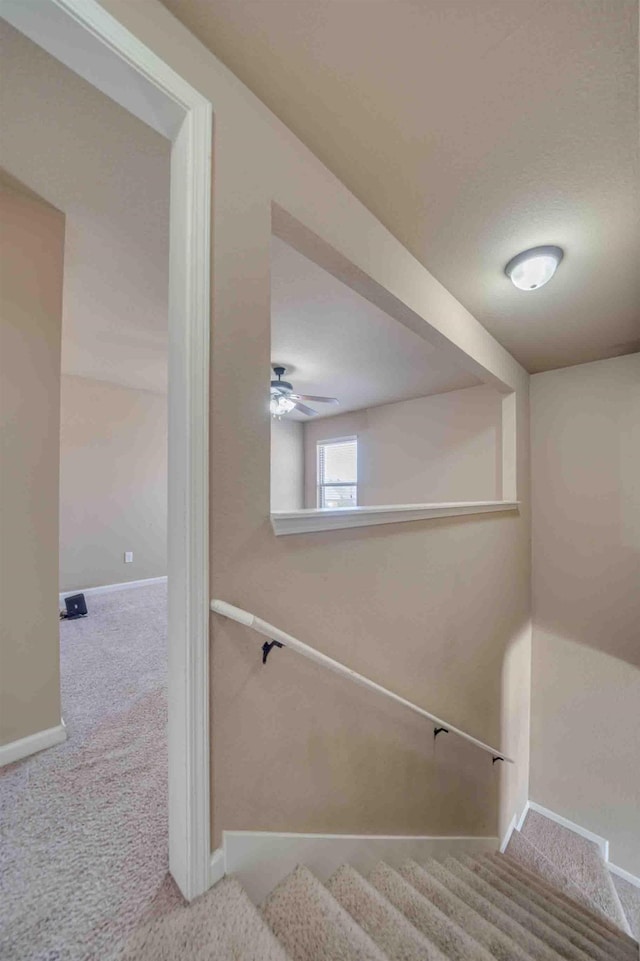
[270,500,520,536]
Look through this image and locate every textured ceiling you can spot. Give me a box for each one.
[271,236,478,420]
[161,0,640,373]
[0,22,170,394]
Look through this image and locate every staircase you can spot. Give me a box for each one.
[121,811,640,960]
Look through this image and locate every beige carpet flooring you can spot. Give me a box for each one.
[119,853,638,961]
[0,582,182,961]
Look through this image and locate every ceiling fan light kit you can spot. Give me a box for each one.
[270,365,339,419]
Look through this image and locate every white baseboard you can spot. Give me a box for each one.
[608,861,640,889]
[59,575,167,603]
[516,800,530,832]
[222,831,499,904]
[500,811,518,853]
[210,847,225,887]
[0,719,66,767]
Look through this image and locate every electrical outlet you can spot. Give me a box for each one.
[124,551,133,563]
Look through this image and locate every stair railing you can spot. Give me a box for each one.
[211,599,513,765]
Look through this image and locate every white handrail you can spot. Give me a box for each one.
[210,599,513,764]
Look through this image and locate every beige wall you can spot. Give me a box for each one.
[303,385,502,508]
[270,417,304,511]
[101,0,532,847]
[0,20,170,396]
[0,176,65,746]
[59,375,167,592]
[530,353,640,875]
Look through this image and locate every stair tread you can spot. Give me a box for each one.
[421,858,567,961]
[120,875,292,961]
[326,864,448,961]
[399,859,538,961]
[494,850,638,949]
[261,865,390,961]
[519,813,630,934]
[462,856,635,961]
[449,856,634,961]
[368,860,495,961]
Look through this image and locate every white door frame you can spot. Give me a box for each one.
[0,0,213,900]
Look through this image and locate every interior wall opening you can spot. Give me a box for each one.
[269,233,504,518]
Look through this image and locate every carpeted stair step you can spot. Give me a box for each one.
[478,853,637,961]
[261,864,390,961]
[462,855,635,961]
[611,874,640,942]
[505,832,598,919]
[450,856,634,961]
[518,812,631,935]
[423,858,568,961]
[398,859,537,961]
[367,860,495,961]
[326,864,449,961]
[492,852,639,954]
[120,875,292,961]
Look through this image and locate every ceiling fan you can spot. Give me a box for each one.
[270,366,339,418]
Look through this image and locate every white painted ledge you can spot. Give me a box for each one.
[271,500,519,536]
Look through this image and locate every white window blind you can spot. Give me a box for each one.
[317,436,358,509]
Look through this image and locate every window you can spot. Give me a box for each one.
[317,436,358,509]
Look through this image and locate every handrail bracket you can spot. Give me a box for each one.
[262,640,284,665]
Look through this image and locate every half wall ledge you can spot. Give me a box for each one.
[271,501,520,536]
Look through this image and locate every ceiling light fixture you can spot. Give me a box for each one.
[270,394,296,419]
[505,245,563,291]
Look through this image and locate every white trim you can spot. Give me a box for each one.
[59,576,167,602]
[0,720,66,767]
[608,862,640,890]
[1,0,211,901]
[212,599,514,763]
[315,434,359,446]
[223,831,499,904]
[210,847,226,887]
[526,801,609,860]
[166,95,212,903]
[271,500,520,536]
[500,811,519,853]
[516,799,530,833]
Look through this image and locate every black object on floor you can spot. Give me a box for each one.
[61,593,88,619]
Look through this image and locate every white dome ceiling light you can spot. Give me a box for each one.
[505,245,564,291]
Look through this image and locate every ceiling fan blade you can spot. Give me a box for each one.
[293,401,319,417]
[290,393,339,405]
